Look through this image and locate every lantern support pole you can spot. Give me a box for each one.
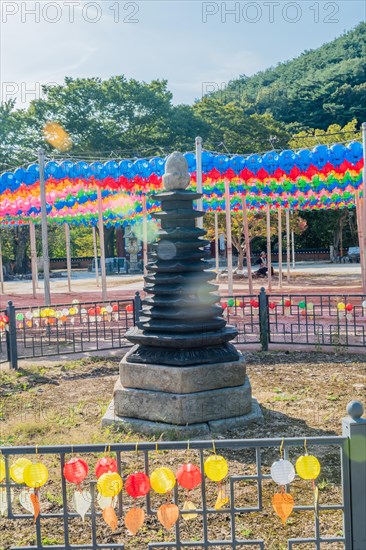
[224,179,233,295]
[97,187,108,301]
[286,208,291,283]
[64,223,72,293]
[39,148,51,306]
[142,195,148,276]
[355,191,366,292]
[361,122,366,291]
[29,221,38,298]
[266,204,272,291]
[92,225,100,287]
[278,207,283,288]
[242,195,253,295]
[214,211,219,281]
[0,231,4,295]
[291,225,296,269]
[195,136,203,229]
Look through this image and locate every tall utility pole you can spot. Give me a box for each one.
[39,149,51,306]
[195,136,203,229]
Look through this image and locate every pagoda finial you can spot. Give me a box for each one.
[162,151,190,191]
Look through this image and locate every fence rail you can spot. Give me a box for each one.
[1,290,365,368]
[0,428,359,550]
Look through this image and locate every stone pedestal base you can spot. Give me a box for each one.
[102,397,263,437]
[101,349,262,435]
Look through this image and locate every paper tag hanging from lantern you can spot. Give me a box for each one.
[102,506,119,531]
[272,492,294,525]
[157,503,180,530]
[19,488,36,514]
[72,489,91,522]
[0,488,14,516]
[125,507,145,535]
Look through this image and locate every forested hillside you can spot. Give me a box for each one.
[211,22,365,129]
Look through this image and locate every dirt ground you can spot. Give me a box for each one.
[1,351,365,549]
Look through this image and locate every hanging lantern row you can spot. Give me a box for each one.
[0,446,322,533]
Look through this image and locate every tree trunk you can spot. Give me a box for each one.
[13,227,29,274]
[104,227,115,258]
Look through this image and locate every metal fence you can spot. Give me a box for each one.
[2,290,365,368]
[222,290,366,350]
[0,298,135,366]
[1,402,365,549]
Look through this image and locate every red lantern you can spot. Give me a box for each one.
[176,463,202,490]
[126,304,133,313]
[269,302,276,310]
[63,458,88,485]
[95,307,101,315]
[221,302,227,309]
[346,303,353,312]
[250,299,259,308]
[88,308,95,316]
[239,301,245,308]
[112,304,119,312]
[284,299,292,308]
[125,472,151,498]
[95,457,118,478]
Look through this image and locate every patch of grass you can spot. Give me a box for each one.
[273,394,300,402]
[327,394,340,401]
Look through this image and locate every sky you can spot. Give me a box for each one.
[0,1,365,108]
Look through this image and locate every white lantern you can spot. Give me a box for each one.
[270,459,295,485]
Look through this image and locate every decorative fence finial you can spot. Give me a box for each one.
[346,400,364,420]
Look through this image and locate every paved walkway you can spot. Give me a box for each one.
[0,262,364,308]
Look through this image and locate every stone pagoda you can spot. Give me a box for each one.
[103,152,261,435]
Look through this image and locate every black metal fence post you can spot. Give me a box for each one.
[342,400,366,549]
[258,287,269,351]
[6,301,18,370]
[134,291,142,324]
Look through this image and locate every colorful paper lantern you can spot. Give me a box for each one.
[204,455,228,482]
[125,472,151,498]
[10,457,32,484]
[284,299,292,308]
[95,457,118,478]
[97,472,123,497]
[176,463,202,490]
[227,299,235,307]
[298,301,306,309]
[63,457,89,485]
[269,302,276,310]
[337,302,346,311]
[345,303,353,312]
[0,457,5,482]
[23,462,49,488]
[296,455,321,480]
[126,304,133,313]
[271,459,295,485]
[150,467,176,494]
[250,299,259,308]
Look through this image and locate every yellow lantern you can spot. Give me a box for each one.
[97,472,123,497]
[337,302,345,311]
[23,462,49,488]
[40,309,47,318]
[204,455,228,482]
[69,307,76,316]
[296,455,321,480]
[10,458,32,484]
[0,456,5,482]
[150,467,176,494]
